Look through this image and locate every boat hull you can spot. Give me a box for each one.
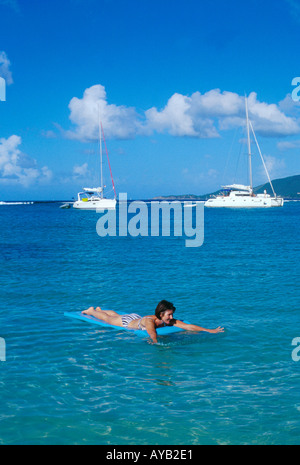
[205,196,284,208]
[73,198,117,210]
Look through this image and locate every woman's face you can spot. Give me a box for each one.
[161,310,174,325]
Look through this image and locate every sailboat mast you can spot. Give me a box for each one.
[99,118,103,199]
[101,122,117,200]
[245,96,253,191]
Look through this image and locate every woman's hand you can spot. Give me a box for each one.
[209,327,224,334]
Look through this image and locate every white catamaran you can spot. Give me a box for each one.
[73,121,117,210]
[205,97,284,208]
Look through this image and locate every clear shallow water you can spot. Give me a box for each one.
[0,202,299,445]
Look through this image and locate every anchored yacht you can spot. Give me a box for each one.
[205,97,284,208]
[73,121,117,210]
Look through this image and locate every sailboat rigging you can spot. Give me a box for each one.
[205,96,284,208]
[73,121,117,210]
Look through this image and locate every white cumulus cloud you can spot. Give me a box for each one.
[64,85,300,142]
[145,92,219,138]
[247,92,299,137]
[0,135,52,187]
[146,89,300,138]
[65,85,143,141]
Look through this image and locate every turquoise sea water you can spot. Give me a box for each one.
[0,202,299,445]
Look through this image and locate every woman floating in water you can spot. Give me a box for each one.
[82,300,224,344]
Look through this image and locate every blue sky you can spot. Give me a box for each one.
[0,0,300,200]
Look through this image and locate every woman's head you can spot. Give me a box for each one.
[155,300,176,320]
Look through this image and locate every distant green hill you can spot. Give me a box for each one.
[254,175,300,199]
[152,174,300,200]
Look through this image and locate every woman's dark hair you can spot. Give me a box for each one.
[155,300,176,319]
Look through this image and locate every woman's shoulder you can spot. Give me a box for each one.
[143,315,156,321]
[143,315,159,325]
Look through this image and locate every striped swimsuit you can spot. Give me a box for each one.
[121,313,142,328]
[121,314,154,330]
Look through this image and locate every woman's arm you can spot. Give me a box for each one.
[172,319,224,334]
[144,319,158,343]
